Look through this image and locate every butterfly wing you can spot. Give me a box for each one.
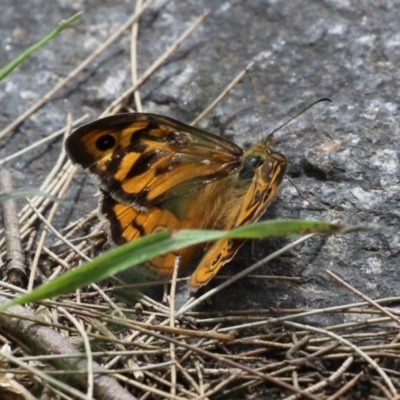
[65,113,243,209]
[66,113,243,276]
[189,149,287,288]
[100,178,230,275]
[100,191,200,275]
[66,113,287,283]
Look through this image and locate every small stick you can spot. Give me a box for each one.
[131,0,144,113]
[0,295,137,400]
[326,269,400,325]
[0,170,27,287]
[286,175,328,211]
[0,0,154,139]
[168,257,180,396]
[0,114,88,167]
[102,12,209,117]
[283,320,398,398]
[60,308,94,399]
[327,371,363,400]
[216,274,301,282]
[195,360,205,397]
[28,114,74,291]
[190,61,254,126]
[26,198,91,263]
[175,232,317,317]
[370,379,396,400]
[283,356,354,400]
[286,334,310,360]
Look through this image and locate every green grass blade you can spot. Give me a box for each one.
[0,188,55,201]
[0,219,372,311]
[0,12,82,81]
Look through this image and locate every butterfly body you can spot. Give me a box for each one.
[65,113,287,288]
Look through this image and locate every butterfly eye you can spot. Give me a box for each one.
[239,156,263,179]
[247,156,263,168]
[96,134,116,151]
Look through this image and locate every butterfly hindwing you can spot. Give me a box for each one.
[100,178,235,276]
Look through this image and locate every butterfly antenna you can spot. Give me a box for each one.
[266,97,332,140]
[247,74,265,141]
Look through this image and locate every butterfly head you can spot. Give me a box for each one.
[239,131,286,179]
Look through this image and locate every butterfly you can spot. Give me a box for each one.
[65,113,287,289]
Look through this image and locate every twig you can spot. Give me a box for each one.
[217,296,400,333]
[26,198,91,263]
[0,350,92,400]
[285,175,328,211]
[0,295,137,400]
[175,232,317,317]
[0,0,154,139]
[201,371,243,399]
[327,372,363,400]
[175,361,201,395]
[168,257,179,396]
[326,269,400,325]
[60,307,94,398]
[283,357,354,400]
[286,334,310,360]
[283,320,398,398]
[102,12,209,116]
[131,0,143,113]
[84,310,234,342]
[0,114,88,167]
[0,160,74,248]
[190,61,254,126]
[28,114,73,291]
[0,170,27,287]
[113,373,188,400]
[370,379,396,400]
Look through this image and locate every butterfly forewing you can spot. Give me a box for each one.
[65,113,243,209]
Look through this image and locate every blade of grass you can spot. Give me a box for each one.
[0,188,56,201]
[0,12,82,81]
[0,220,376,311]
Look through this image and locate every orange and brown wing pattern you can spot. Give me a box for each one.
[189,148,287,288]
[65,113,243,209]
[100,191,201,275]
[66,112,288,287]
[100,178,231,275]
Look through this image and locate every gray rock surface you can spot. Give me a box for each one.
[1,0,399,321]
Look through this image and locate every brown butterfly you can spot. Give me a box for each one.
[65,113,287,289]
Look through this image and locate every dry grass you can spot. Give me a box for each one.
[0,4,399,400]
